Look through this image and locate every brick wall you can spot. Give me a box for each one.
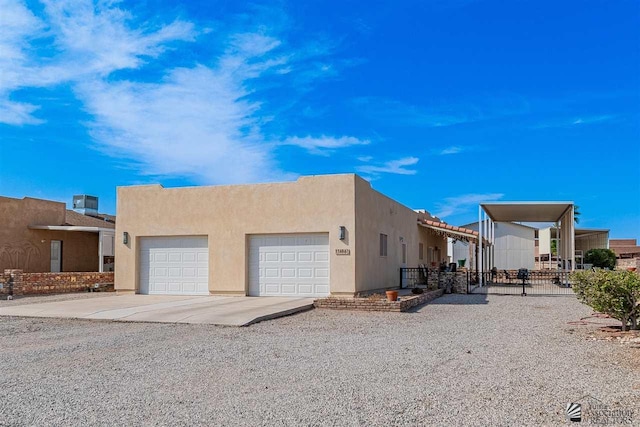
[0,274,9,296]
[315,289,444,312]
[1,270,114,296]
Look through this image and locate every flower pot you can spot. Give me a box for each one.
[627,267,637,272]
[458,259,466,268]
[385,290,398,302]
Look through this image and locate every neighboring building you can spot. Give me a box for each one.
[115,174,477,297]
[610,238,640,259]
[0,196,115,273]
[610,238,640,270]
[451,221,536,271]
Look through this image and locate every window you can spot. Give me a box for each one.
[379,233,388,257]
[418,243,424,260]
[402,243,407,264]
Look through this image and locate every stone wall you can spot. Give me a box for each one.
[0,270,114,296]
[438,271,469,294]
[616,258,640,271]
[315,289,444,312]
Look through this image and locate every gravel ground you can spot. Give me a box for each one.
[0,294,638,426]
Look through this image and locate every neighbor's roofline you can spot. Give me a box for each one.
[480,201,574,206]
[28,225,115,233]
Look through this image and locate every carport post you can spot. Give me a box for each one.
[478,205,483,287]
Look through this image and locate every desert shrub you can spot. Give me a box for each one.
[571,270,640,331]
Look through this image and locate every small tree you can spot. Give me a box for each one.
[584,248,616,269]
[571,270,640,331]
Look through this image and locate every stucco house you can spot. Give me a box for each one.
[0,196,115,273]
[115,174,466,297]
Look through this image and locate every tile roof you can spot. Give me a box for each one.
[418,219,479,237]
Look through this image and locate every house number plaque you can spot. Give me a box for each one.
[335,249,351,255]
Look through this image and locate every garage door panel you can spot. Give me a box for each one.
[298,251,313,262]
[315,268,329,278]
[183,267,196,277]
[281,252,296,262]
[314,251,329,262]
[139,236,209,295]
[249,233,330,297]
[281,268,296,278]
[298,268,312,278]
[265,268,279,278]
[265,252,279,262]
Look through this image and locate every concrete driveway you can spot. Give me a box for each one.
[0,295,315,326]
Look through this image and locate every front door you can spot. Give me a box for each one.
[50,240,62,272]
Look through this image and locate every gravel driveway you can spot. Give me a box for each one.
[0,294,638,426]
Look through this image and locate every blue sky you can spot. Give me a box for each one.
[1,0,639,239]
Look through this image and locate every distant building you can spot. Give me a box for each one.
[0,195,115,273]
[610,238,640,270]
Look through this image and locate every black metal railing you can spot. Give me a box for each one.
[469,270,574,296]
[399,267,429,289]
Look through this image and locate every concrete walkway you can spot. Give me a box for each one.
[0,295,315,326]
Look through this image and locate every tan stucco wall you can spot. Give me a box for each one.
[0,196,100,272]
[115,175,358,295]
[354,177,446,293]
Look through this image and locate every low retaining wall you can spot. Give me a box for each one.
[0,270,114,296]
[315,289,444,312]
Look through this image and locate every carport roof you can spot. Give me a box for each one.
[481,202,573,223]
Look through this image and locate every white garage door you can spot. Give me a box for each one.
[249,234,330,297]
[139,236,209,295]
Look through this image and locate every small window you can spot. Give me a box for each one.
[402,243,407,264]
[418,243,424,260]
[379,233,388,257]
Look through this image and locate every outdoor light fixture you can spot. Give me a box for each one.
[123,232,129,245]
[339,226,346,240]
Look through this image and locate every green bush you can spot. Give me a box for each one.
[571,270,640,331]
[584,248,617,269]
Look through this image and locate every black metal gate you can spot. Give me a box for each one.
[469,270,575,296]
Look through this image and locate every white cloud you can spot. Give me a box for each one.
[42,0,196,75]
[0,0,365,184]
[356,157,419,176]
[533,114,616,129]
[282,135,369,155]
[0,100,44,125]
[571,115,614,125]
[434,193,504,218]
[438,146,463,155]
[0,0,196,125]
